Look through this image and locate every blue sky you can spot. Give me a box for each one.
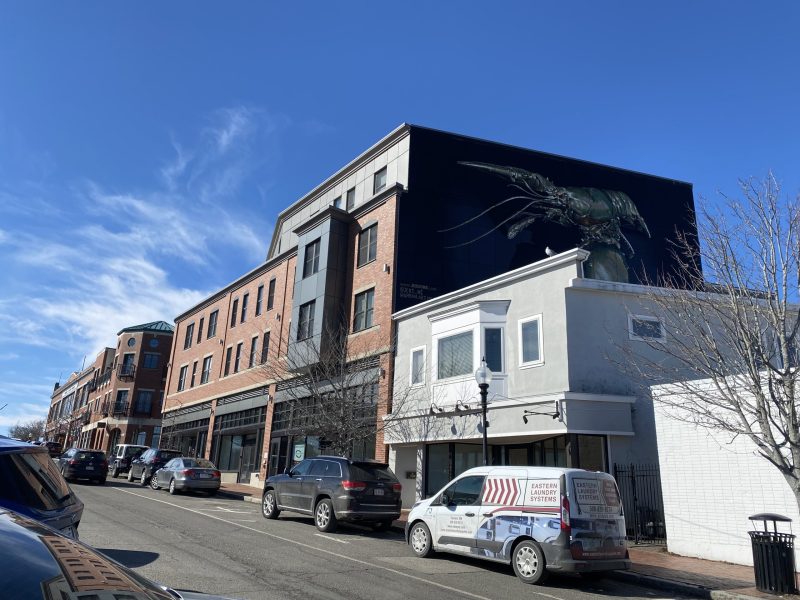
[1,2,798,433]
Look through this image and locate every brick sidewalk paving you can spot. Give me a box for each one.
[218,486,793,600]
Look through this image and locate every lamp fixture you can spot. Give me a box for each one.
[522,402,561,424]
[429,402,444,415]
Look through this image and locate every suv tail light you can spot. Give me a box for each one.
[392,483,402,493]
[181,469,195,477]
[561,495,571,534]
[342,480,367,492]
[68,459,78,465]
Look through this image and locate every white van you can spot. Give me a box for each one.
[405,466,630,584]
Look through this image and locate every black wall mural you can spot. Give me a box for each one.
[395,126,698,311]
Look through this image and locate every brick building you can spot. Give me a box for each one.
[46,321,174,452]
[163,124,697,486]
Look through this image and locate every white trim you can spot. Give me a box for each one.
[518,314,544,367]
[628,313,666,343]
[394,248,589,321]
[410,346,426,387]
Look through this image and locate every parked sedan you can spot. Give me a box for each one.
[151,458,221,495]
[57,448,108,484]
[128,448,182,485]
[0,507,240,599]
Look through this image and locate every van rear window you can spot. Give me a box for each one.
[0,452,74,511]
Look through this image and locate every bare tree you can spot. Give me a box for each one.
[10,418,46,441]
[620,173,800,508]
[257,319,415,459]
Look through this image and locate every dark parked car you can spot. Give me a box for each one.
[151,457,221,495]
[109,443,149,477]
[43,440,62,457]
[261,456,402,532]
[57,448,108,484]
[0,436,83,539]
[0,507,240,599]
[129,448,182,485]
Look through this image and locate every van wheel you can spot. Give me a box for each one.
[262,490,280,519]
[314,499,337,532]
[409,522,434,558]
[111,465,119,478]
[512,540,548,584]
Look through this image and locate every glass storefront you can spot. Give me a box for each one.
[210,406,265,483]
[423,434,607,497]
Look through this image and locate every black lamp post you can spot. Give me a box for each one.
[474,358,493,466]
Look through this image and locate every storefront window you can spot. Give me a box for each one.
[454,443,482,475]
[425,444,450,497]
[577,435,606,472]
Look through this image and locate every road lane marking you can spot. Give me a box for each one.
[113,488,509,600]
[314,533,349,544]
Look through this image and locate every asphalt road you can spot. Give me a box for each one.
[72,479,682,600]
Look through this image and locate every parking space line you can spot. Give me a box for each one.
[114,488,504,600]
[314,533,349,544]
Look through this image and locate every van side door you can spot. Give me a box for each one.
[433,475,485,553]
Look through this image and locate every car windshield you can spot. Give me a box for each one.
[0,451,74,510]
[183,459,215,469]
[349,463,396,481]
[75,451,105,461]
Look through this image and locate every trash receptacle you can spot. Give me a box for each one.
[748,513,798,594]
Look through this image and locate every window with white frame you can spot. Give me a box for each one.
[410,347,426,386]
[484,327,503,372]
[437,331,473,379]
[518,315,543,366]
[628,314,665,342]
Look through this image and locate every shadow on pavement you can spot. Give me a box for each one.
[97,548,160,568]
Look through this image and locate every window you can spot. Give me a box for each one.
[190,361,197,387]
[201,356,212,384]
[357,224,378,267]
[373,167,387,194]
[197,317,204,343]
[353,289,374,332]
[249,336,258,368]
[485,327,503,372]
[261,331,270,364]
[135,391,153,414]
[346,187,355,210]
[267,278,276,310]
[177,366,188,391]
[234,342,243,373]
[231,299,239,327]
[333,195,342,209]
[438,331,473,379]
[256,285,264,316]
[629,314,665,342]
[152,426,162,449]
[241,293,249,323]
[519,315,543,366]
[303,239,321,277]
[207,310,219,339]
[442,475,485,506]
[224,347,232,376]
[411,347,425,386]
[143,353,159,369]
[184,323,194,350]
[297,301,316,340]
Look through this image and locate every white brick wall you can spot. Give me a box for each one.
[654,401,799,566]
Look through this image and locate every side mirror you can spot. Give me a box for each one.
[441,493,451,506]
[283,467,291,476]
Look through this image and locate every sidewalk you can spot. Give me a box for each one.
[216,484,787,600]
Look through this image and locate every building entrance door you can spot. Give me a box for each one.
[238,434,258,483]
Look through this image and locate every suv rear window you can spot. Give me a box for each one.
[0,451,74,511]
[348,463,397,481]
[75,451,105,461]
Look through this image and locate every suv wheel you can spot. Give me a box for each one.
[314,498,337,533]
[127,469,134,482]
[409,522,434,558]
[512,540,548,584]
[140,470,148,486]
[262,490,280,519]
[111,464,120,478]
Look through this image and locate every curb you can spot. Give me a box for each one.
[216,489,261,504]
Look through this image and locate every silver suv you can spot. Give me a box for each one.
[108,444,149,478]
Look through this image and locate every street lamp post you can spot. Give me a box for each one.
[474,358,493,466]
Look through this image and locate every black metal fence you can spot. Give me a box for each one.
[613,463,667,544]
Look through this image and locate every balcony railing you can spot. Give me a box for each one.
[111,401,129,416]
[81,411,91,425]
[118,364,136,380]
[87,379,98,392]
